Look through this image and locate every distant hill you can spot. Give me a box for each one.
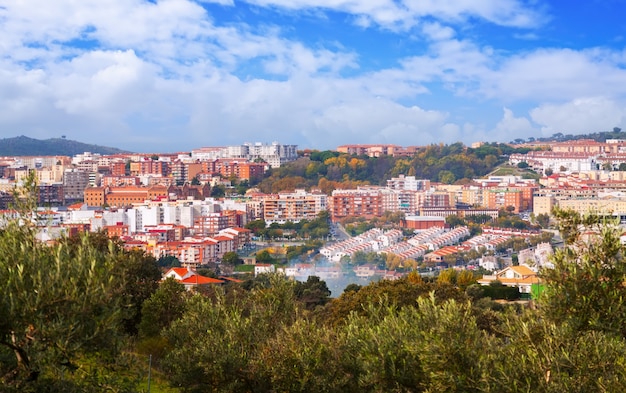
[0,136,130,156]
[510,127,625,145]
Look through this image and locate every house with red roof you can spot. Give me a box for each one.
[163,267,224,290]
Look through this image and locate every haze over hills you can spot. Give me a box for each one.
[0,135,130,156]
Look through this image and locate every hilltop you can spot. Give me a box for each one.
[0,135,130,156]
[510,127,625,145]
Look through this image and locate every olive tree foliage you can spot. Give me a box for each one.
[163,274,299,392]
[138,277,188,339]
[540,208,626,337]
[256,318,358,393]
[0,174,141,390]
[154,207,626,393]
[492,310,626,393]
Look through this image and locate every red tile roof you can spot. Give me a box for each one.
[180,275,224,284]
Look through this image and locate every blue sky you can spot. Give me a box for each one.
[1,0,625,152]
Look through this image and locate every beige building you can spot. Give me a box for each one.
[533,196,557,215]
[15,165,66,184]
[557,198,626,216]
[262,190,328,224]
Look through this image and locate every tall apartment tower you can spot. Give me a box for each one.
[63,170,90,204]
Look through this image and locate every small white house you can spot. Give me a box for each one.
[254,264,276,276]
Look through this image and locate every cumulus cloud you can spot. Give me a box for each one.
[530,97,626,136]
[483,48,626,101]
[491,107,538,141]
[0,0,624,152]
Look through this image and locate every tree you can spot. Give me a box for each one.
[115,248,163,335]
[445,215,466,228]
[540,210,626,337]
[158,255,181,268]
[58,231,162,336]
[222,251,242,266]
[0,226,126,386]
[343,283,362,293]
[256,318,357,392]
[138,277,187,339]
[245,219,267,234]
[438,170,456,184]
[163,275,298,392]
[516,161,529,169]
[0,175,154,389]
[293,276,331,309]
[437,268,457,285]
[210,185,225,198]
[493,310,626,392]
[456,269,476,290]
[255,249,274,263]
[535,213,550,228]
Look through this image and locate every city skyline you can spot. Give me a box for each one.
[1,0,626,153]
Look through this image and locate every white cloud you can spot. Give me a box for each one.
[530,97,626,136]
[240,0,544,30]
[311,99,449,146]
[483,48,626,102]
[0,0,624,152]
[421,22,456,41]
[196,0,234,5]
[492,107,537,141]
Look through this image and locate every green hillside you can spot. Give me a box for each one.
[0,135,130,156]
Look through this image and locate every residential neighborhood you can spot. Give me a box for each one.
[0,138,591,297]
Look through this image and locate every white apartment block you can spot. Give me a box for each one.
[386,175,431,191]
[72,152,102,165]
[191,142,298,168]
[509,152,597,173]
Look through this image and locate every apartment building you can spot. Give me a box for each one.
[101,175,141,187]
[63,170,90,203]
[129,159,169,177]
[208,159,266,181]
[193,212,231,236]
[109,161,127,177]
[556,198,626,218]
[550,139,626,154]
[509,151,597,173]
[386,175,431,191]
[84,185,173,207]
[14,156,70,169]
[191,142,298,168]
[330,188,384,222]
[15,165,65,184]
[336,144,402,157]
[485,188,524,213]
[533,196,557,215]
[262,190,327,224]
[37,183,64,206]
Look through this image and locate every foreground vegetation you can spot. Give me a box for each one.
[2,203,626,391]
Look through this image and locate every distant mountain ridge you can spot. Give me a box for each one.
[0,136,130,156]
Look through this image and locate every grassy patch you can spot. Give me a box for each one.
[489,164,539,179]
[235,264,255,272]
